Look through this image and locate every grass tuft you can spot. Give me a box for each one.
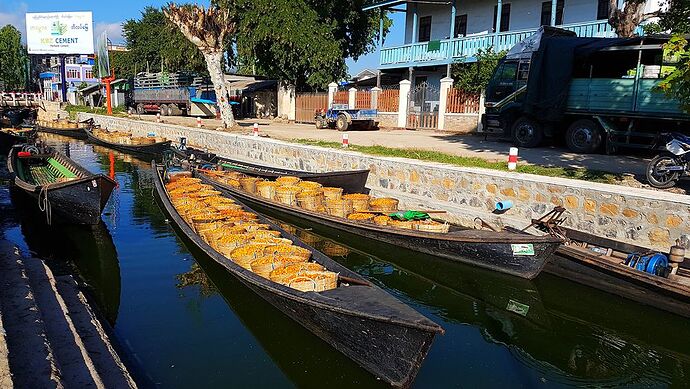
[292,139,625,184]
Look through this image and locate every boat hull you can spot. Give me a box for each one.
[0,130,35,153]
[36,125,88,140]
[85,130,172,156]
[199,174,558,279]
[152,163,442,387]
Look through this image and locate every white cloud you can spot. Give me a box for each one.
[0,2,28,42]
[94,21,125,45]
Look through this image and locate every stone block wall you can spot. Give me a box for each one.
[37,101,68,121]
[80,113,690,252]
[443,113,479,133]
[376,113,398,129]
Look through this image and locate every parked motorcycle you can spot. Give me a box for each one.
[646,133,690,189]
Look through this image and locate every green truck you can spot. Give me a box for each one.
[481,27,688,153]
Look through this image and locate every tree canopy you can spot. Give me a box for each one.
[654,1,690,111]
[451,49,505,94]
[0,25,27,91]
[120,6,207,78]
[215,0,390,90]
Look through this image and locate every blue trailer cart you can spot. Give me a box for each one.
[315,104,378,131]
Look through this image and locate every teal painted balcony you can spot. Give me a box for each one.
[379,20,615,69]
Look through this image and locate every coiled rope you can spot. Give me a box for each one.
[38,184,53,225]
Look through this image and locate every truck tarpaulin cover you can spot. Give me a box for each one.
[522,30,642,121]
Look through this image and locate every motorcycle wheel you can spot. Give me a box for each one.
[646,153,682,189]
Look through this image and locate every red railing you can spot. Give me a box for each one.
[377,88,399,112]
[333,91,349,105]
[446,88,480,114]
[355,91,371,109]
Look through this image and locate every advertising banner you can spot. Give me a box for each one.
[26,12,94,54]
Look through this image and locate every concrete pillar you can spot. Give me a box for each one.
[477,91,486,132]
[328,82,338,109]
[277,82,296,121]
[495,0,502,35]
[398,80,411,128]
[411,3,419,43]
[449,0,456,38]
[348,87,357,109]
[371,87,381,110]
[550,0,557,26]
[438,77,454,131]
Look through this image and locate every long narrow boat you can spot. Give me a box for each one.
[85,127,172,156]
[175,147,370,193]
[196,170,561,279]
[0,127,36,153]
[7,144,117,225]
[152,162,443,387]
[35,120,89,140]
[546,227,690,318]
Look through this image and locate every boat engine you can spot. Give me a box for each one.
[625,253,670,277]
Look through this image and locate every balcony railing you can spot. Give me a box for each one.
[379,20,616,68]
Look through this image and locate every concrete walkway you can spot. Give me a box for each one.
[135,114,649,177]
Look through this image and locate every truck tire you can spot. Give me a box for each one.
[511,116,543,148]
[336,114,349,132]
[566,119,603,154]
[160,104,169,116]
[315,118,328,129]
[136,103,145,115]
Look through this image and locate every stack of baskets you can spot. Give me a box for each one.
[275,185,302,206]
[343,193,370,212]
[325,198,353,218]
[256,181,278,200]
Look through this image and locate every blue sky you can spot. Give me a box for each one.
[0,0,406,77]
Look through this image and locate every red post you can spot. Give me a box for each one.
[103,69,115,115]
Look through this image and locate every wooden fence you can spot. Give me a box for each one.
[295,93,328,123]
[377,89,399,112]
[333,91,349,105]
[355,91,371,109]
[446,89,480,114]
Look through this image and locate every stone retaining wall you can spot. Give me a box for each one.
[443,113,479,133]
[376,113,398,129]
[81,113,690,252]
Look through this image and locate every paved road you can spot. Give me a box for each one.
[138,115,649,177]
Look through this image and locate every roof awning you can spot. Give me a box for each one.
[362,0,405,11]
[39,72,56,79]
[79,83,102,95]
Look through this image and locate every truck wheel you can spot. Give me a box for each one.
[136,103,145,114]
[566,119,602,154]
[511,117,543,148]
[336,115,349,132]
[160,104,169,116]
[315,118,327,129]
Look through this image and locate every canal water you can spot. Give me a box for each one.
[1,134,689,388]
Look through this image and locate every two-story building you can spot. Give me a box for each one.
[365,0,663,90]
[46,55,100,102]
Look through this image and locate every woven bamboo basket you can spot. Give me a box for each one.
[194,221,227,235]
[297,181,322,191]
[240,177,262,193]
[388,220,415,230]
[168,173,195,184]
[373,215,391,226]
[188,190,221,199]
[204,226,249,242]
[235,222,270,232]
[245,230,282,239]
[346,212,375,222]
[415,220,451,233]
[286,271,338,292]
[263,244,311,260]
[269,262,326,284]
[223,179,241,188]
[297,231,321,245]
[322,187,343,201]
[320,241,350,257]
[256,181,278,200]
[325,199,353,218]
[275,185,302,206]
[343,194,370,212]
[277,222,297,235]
[369,197,399,213]
[230,244,273,269]
[251,255,307,278]
[276,176,301,186]
[250,237,294,246]
[296,191,322,211]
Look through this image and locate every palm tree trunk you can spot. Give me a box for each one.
[204,50,235,128]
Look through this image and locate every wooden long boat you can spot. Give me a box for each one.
[7,144,117,225]
[196,171,561,279]
[0,127,36,153]
[175,147,370,193]
[152,162,443,388]
[35,122,88,140]
[85,128,172,156]
[546,227,690,318]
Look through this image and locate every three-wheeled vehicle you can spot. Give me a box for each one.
[315,104,378,131]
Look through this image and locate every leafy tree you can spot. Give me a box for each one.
[122,7,207,75]
[657,0,690,33]
[165,3,237,127]
[214,0,390,90]
[0,25,28,91]
[451,48,506,94]
[654,2,690,111]
[109,51,136,79]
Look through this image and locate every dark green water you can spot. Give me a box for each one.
[1,135,689,388]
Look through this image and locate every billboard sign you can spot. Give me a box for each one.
[25,12,94,54]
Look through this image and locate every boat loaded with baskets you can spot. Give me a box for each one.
[7,144,117,225]
[193,166,562,279]
[85,127,172,155]
[1,126,37,153]
[175,146,370,193]
[152,162,443,388]
[35,119,89,139]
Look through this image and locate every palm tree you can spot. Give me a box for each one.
[164,3,236,128]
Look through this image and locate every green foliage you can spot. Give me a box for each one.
[65,104,126,120]
[451,48,505,94]
[122,7,207,76]
[292,139,625,184]
[0,25,28,91]
[215,0,390,90]
[657,35,690,112]
[658,0,690,34]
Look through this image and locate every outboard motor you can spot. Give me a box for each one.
[625,253,670,277]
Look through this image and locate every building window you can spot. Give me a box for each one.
[85,69,94,79]
[67,68,80,79]
[418,16,432,42]
[541,1,564,26]
[493,4,511,33]
[597,0,610,20]
[454,14,468,37]
[65,57,75,64]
